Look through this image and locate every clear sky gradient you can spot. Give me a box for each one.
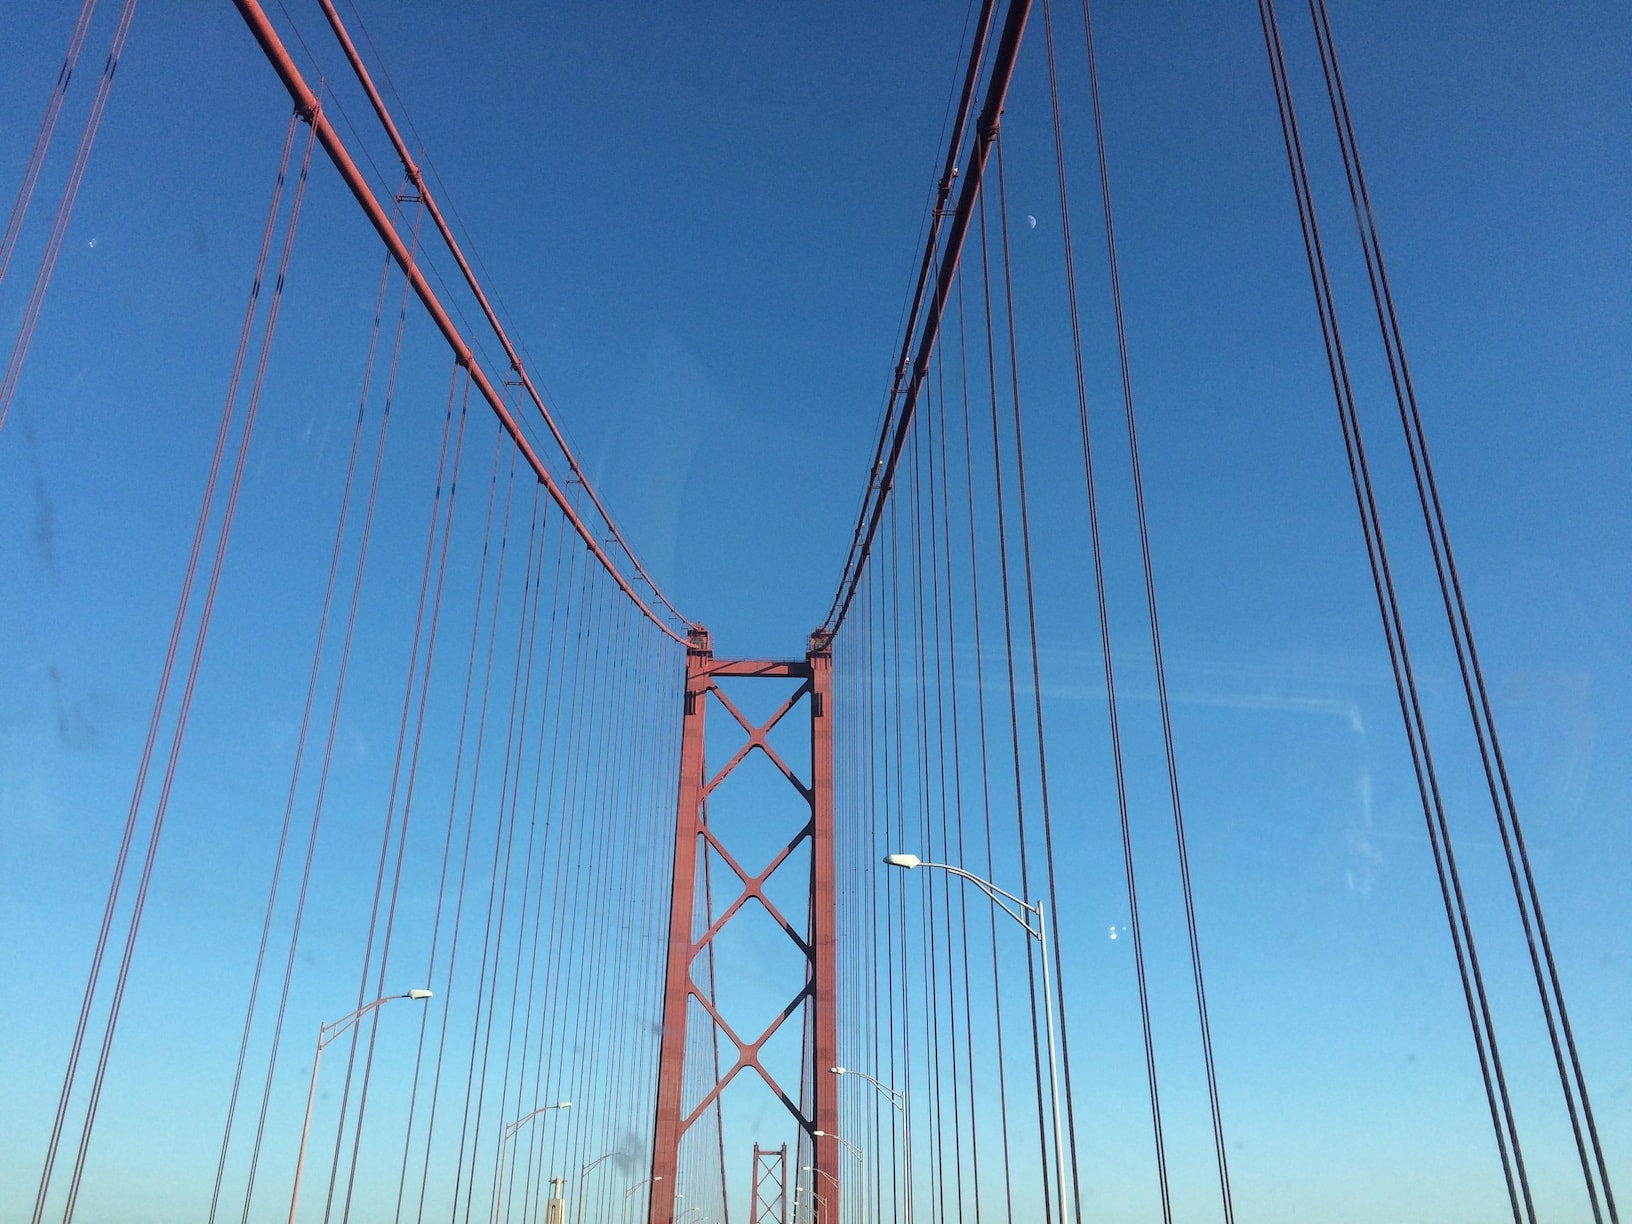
[2,3,1628,1222]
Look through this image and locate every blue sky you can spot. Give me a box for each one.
[1,2,1628,1222]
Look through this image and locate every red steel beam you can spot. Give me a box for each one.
[229,0,689,646]
[649,635,839,1224]
[703,659,814,680]
[808,633,840,1224]
[649,629,714,1222]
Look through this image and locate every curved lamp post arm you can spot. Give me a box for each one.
[828,1067,909,1224]
[494,1102,571,1224]
[885,855,1040,938]
[291,989,431,1223]
[624,1176,661,1200]
[794,1185,829,1220]
[574,1152,630,1224]
[504,1100,572,1141]
[581,1150,627,1179]
[812,1131,864,1163]
[888,851,1072,1224]
[317,989,434,1051]
[827,1066,905,1110]
[802,1166,841,1191]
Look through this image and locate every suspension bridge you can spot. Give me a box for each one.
[2,2,1627,1222]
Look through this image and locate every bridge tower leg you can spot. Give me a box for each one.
[648,631,839,1224]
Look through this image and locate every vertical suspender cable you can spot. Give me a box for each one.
[0,0,139,435]
[1305,4,1615,1216]
[408,425,508,1222]
[0,0,98,289]
[1077,0,1237,1212]
[1257,3,1531,1218]
[391,370,477,1224]
[1037,3,1173,1218]
[37,113,317,1224]
[975,184,1021,1224]
[991,133,1072,1224]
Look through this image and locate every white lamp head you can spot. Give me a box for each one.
[556,1100,573,1108]
[406,989,434,1000]
[828,1066,845,1075]
[883,853,921,869]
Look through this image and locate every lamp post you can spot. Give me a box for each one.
[829,1066,909,1224]
[624,1176,660,1199]
[574,1150,629,1224]
[802,1165,840,1192]
[792,1184,828,1224]
[288,988,433,1223]
[492,1100,572,1224]
[812,1130,863,1164]
[885,851,1071,1224]
[623,1174,661,1223]
[803,1165,843,1224]
[812,1132,864,1224]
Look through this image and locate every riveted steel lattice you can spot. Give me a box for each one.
[649,631,838,1224]
[751,1143,788,1224]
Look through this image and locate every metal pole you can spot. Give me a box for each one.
[1037,900,1070,1224]
[287,1034,324,1224]
[901,1091,913,1224]
[576,1152,626,1224]
[284,991,429,1223]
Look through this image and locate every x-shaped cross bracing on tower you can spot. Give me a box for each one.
[648,631,839,1224]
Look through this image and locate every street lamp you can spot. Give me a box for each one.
[812,1130,863,1164]
[624,1176,661,1200]
[802,1165,840,1190]
[806,1129,861,1168]
[288,989,433,1223]
[575,1150,630,1224]
[792,1184,828,1224]
[492,1100,572,1224]
[829,1067,909,1224]
[886,851,1071,1224]
[623,1175,661,1222]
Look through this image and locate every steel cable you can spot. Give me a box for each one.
[0,0,139,437]
[407,423,509,1223]
[390,370,478,1223]
[0,0,99,291]
[1258,2,1532,1216]
[38,113,317,1224]
[1078,1,1237,1214]
[204,227,406,1224]
[1306,4,1616,1215]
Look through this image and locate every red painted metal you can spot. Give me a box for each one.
[650,629,714,1216]
[648,633,839,1224]
[751,1144,788,1224]
[229,0,689,646]
[808,633,840,1220]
